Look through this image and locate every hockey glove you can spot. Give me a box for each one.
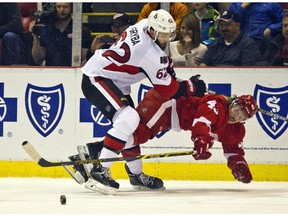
[167,57,177,79]
[228,155,252,184]
[192,137,213,160]
[190,75,206,97]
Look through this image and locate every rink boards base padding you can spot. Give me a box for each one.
[0,161,287,181]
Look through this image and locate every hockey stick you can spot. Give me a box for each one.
[22,141,196,167]
[206,89,288,122]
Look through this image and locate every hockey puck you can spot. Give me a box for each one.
[60,195,66,205]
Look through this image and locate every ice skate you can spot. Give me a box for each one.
[66,141,104,184]
[84,163,119,195]
[125,163,165,190]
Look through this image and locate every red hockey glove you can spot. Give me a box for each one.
[189,75,206,97]
[228,155,252,184]
[192,138,213,160]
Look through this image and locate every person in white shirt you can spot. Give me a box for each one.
[79,9,206,195]
[170,13,207,66]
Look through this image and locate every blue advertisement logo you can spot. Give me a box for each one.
[254,84,288,140]
[25,84,65,137]
[0,83,17,137]
[79,98,112,138]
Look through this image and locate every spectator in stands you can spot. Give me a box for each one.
[0,3,24,65]
[229,3,284,54]
[86,13,132,60]
[169,13,207,66]
[200,10,262,66]
[29,2,92,66]
[262,13,288,66]
[189,3,220,45]
[136,3,189,39]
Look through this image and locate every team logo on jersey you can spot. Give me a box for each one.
[79,98,112,138]
[25,84,65,137]
[254,84,288,140]
[0,83,17,137]
[137,84,152,105]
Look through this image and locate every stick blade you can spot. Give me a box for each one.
[22,141,54,167]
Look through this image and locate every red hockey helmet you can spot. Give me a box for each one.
[238,95,258,118]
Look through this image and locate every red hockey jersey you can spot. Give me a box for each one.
[135,89,246,156]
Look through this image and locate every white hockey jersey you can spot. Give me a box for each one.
[82,19,179,99]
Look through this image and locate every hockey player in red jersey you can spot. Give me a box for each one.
[78,9,206,194]
[132,88,258,184]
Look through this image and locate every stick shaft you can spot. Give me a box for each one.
[22,141,196,167]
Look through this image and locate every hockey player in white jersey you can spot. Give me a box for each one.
[79,9,206,195]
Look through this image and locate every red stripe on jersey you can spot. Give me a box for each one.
[154,78,180,99]
[104,135,126,152]
[95,78,124,107]
[121,145,141,157]
[103,63,141,75]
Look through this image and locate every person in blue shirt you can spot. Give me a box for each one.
[229,2,284,53]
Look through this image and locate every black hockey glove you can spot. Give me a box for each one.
[190,74,206,97]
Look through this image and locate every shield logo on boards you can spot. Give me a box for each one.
[25,84,65,137]
[254,84,288,140]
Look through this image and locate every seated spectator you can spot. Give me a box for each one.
[169,13,207,66]
[262,13,288,66]
[136,3,189,39]
[86,13,132,60]
[229,3,284,54]
[29,2,92,66]
[189,3,220,45]
[0,3,24,65]
[200,10,262,66]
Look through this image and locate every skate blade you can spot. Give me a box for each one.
[132,185,166,191]
[84,179,117,195]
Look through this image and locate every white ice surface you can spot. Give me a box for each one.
[0,177,288,214]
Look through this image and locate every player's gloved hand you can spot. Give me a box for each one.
[189,74,206,97]
[167,57,176,79]
[192,137,213,160]
[228,155,252,184]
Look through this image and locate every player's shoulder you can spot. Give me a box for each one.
[125,19,151,49]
